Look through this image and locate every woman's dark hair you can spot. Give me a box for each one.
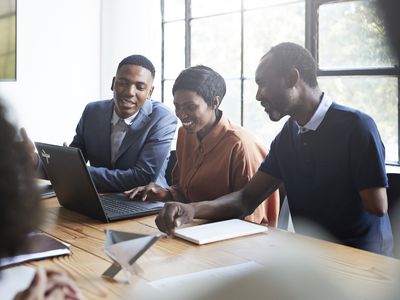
[0,100,42,258]
[172,65,226,107]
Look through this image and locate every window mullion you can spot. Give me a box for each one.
[240,0,244,126]
[161,0,165,103]
[185,0,191,68]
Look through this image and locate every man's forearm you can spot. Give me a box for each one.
[190,174,281,222]
[192,191,247,221]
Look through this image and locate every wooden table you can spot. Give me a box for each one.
[32,197,400,300]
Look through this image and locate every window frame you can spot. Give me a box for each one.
[307,0,400,163]
[0,0,16,81]
[161,0,400,164]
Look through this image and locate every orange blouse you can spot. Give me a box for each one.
[168,113,279,226]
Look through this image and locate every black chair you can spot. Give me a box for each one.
[387,173,400,258]
[165,150,176,186]
[277,184,291,230]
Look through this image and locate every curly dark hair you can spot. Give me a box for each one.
[117,54,156,78]
[172,65,226,107]
[0,100,42,259]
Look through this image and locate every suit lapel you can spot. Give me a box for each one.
[99,101,113,167]
[115,100,152,164]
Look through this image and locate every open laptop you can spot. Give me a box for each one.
[35,142,164,222]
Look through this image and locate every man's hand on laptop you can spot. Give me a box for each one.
[125,182,172,202]
[20,127,38,167]
[155,202,195,234]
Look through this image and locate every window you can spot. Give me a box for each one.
[0,0,16,80]
[310,0,399,163]
[161,0,399,163]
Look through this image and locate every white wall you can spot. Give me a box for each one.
[100,0,162,100]
[0,0,161,144]
[0,0,101,144]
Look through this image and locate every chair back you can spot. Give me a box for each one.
[387,173,400,258]
[165,150,177,186]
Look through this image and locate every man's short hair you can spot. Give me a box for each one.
[117,54,156,78]
[264,42,318,88]
[172,65,226,107]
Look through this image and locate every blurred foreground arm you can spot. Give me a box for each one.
[14,267,82,300]
[20,127,38,167]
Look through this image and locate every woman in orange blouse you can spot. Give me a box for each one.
[128,65,279,225]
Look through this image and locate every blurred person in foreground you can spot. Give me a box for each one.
[127,65,279,225]
[154,43,393,256]
[377,0,400,56]
[0,99,82,299]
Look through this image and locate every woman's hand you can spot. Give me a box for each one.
[125,182,172,202]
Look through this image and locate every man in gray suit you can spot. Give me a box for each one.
[23,55,177,192]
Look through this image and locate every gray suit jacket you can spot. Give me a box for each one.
[70,99,177,192]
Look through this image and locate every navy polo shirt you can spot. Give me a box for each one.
[260,102,393,255]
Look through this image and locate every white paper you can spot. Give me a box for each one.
[102,230,161,279]
[36,178,56,198]
[35,178,52,188]
[150,261,263,290]
[104,230,148,247]
[0,249,70,267]
[0,266,35,300]
[104,235,157,270]
[174,219,268,244]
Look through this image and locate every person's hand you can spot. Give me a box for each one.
[13,267,83,300]
[125,182,171,202]
[20,127,38,166]
[155,202,195,234]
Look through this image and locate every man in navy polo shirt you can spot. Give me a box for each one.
[154,42,393,256]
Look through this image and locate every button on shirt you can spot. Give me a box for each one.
[297,93,332,165]
[110,110,137,165]
[296,92,333,134]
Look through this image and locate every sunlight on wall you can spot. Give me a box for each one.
[0,0,161,145]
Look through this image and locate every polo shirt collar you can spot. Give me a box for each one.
[297,92,332,134]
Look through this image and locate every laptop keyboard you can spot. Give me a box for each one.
[99,194,163,217]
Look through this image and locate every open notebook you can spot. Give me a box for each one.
[174,219,268,245]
